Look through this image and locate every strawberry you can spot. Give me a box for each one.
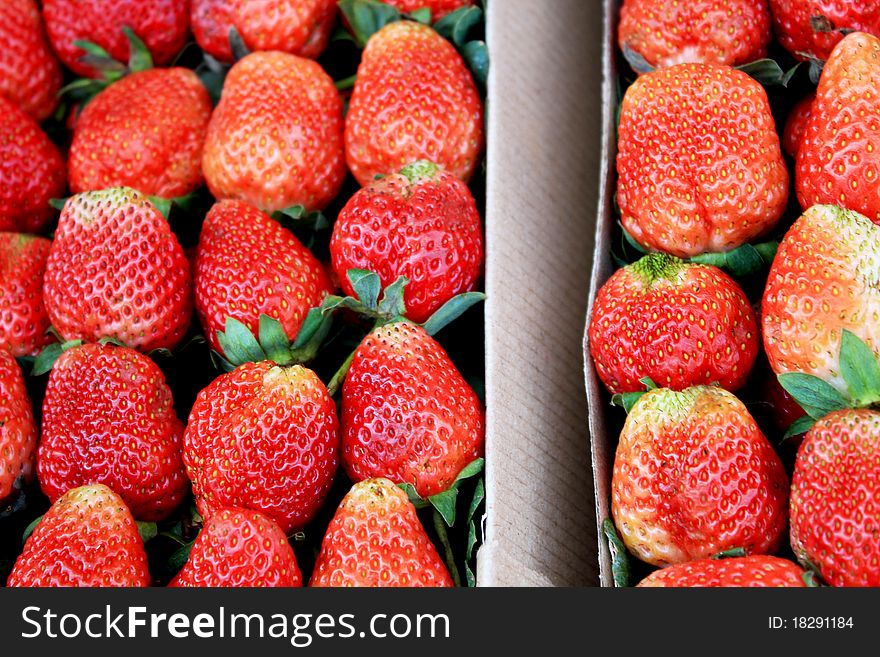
[170,507,302,587]
[616,63,788,257]
[184,361,339,533]
[0,351,37,503]
[588,253,759,394]
[202,51,345,214]
[0,0,62,121]
[345,21,484,186]
[611,385,789,566]
[382,0,473,20]
[782,93,814,159]
[637,556,807,587]
[330,160,483,324]
[0,96,66,234]
[618,0,772,69]
[796,32,880,223]
[194,200,332,355]
[43,188,192,353]
[0,233,52,357]
[68,68,212,199]
[37,342,188,522]
[42,0,189,78]
[310,478,453,587]
[341,321,484,498]
[191,0,337,64]
[6,484,150,587]
[769,0,880,62]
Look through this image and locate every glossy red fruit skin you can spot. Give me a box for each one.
[184,362,339,533]
[616,63,788,257]
[6,484,150,587]
[0,351,37,502]
[790,409,880,587]
[345,21,484,186]
[637,556,807,587]
[330,161,484,324]
[202,51,345,214]
[37,343,188,522]
[0,97,66,234]
[0,0,62,121]
[310,478,453,587]
[69,68,212,199]
[769,0,880,61]
[342,322,484,498]
[194,200,332,354]
[588,254,758,394]
[43,188,193,353]
[382,0,473,19]
[618,0,772,68]
[0,233,52,357]
[783,93,814,158]
[612,386,789,567]
[190,0,235,62]
[170,507,302,587]
[42,0,189,78]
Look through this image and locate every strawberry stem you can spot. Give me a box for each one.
[432,508,461,587]
[326,349,356,397]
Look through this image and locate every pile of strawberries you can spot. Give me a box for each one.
[0,0,489,588]
[588,0,880,587]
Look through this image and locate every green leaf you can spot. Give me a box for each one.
[422,292,486,335]
[784,415,816,441]
[48,197,68,211]
[347,269,381,310]
[611,391,645,414]
[781,62,803,87]
[334,73,358,91]
[22,515,43,544]
[258,314,293,364]
[376,275,409,319]
[73,39,114,59]
[406,7,432,24]
[98,336,127,348]
[274,204,306,220]
[434,6,482,48]
[432,508,461,587]
[216,317,267,366]
[398,482,430,509]
[737,58,787,86]
[136,521,158,544]
[229,27,250,61]
[454,457,485,482]
[32,340,82,376]
[338,0,402,47]
[209,350,236,373]
[777,372,850,420]
[461,40,488,90]
[466,478,484,562]
[147,195,172,219]
[802,571,824,587]
[639,376,658,390]
[122,26,153,72]
[689,241,778,277]
[620,224,648,255]
[168,541,194,572]
[838,329,880,405]
[712,547,747,559]
[602,518,631,588]
[428,488,458,526]
[621,43,654,74]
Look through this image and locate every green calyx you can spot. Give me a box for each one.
[610,377,658,413]
[399,159,440,184]
[32,339,84,376]
[628,253,685,286]
[602,518,632,588]
[398,457,484,527]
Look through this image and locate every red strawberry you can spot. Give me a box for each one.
[194,200,332,355]
[6,484,150,587]
[382,0,473,20]
[769,0,880,62]
[330,160,484,324]
[637,556,807,587]
[796,32,880,223]
[170,507,302,587]
[612,385,789,566]
[42,0,189,78]
[0,0,62,121]
[588,253,759,394]
[37,342,188,521]
[0,96,66,234]
[0,233,52,357]
[618,0,772,68]
[310,478,453,587]
[782,93,814,158]
[0,351,37,503]
[43,188,193,353]
[68,68,212,199]
[617,63,788,257]
[202,51,345,214]
[342,321,484,498]
[345,21,484,186]
[184,362,339,533]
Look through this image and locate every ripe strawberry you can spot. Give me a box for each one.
[37,342,188,521]
[618,0,771,68]
[637,556,807,587]
[0,96,66,234]
[310,478,453,587]
[0,351,36,502]
[43,188,192,353]
[0,0,62,121]
[42,0,189,78]
[194,200,332,355]
[170,507,302,587]
[617,63,788,257]
[0,233,52,357]
[612,385,789,566]
[345,21,484,186]
[202,51,345,214]
[782,93,814,158]
[184,362,339,533]
[342,321,484,498]
[769,0,880,62]
[191,0,337,64]
[6,484,150,587]
[588,253,758,394]
[330,160,484,324]
[796,32,880,223]
[68,68,212,199]
[382,0,473,20]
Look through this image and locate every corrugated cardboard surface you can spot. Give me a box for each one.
[477,0,602,587]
